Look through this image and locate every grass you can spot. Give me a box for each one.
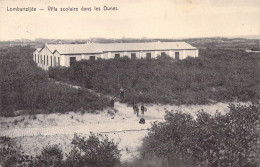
[0,46,110,116]
[49,48,260,105]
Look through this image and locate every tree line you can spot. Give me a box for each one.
[49,48,260,105]
[0,46,110,116]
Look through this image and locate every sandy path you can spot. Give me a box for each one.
[0,102,164,138]
[0,101,234,138]
[0,100,238,162]
[0,81,248,162]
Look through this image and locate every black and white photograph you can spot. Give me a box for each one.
[0,0,259,166]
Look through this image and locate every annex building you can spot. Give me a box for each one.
[33,42,198,70]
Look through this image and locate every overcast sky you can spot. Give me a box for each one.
[0,0,259,40]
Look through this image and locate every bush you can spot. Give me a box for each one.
[0,46,110,116]
[0,133,121,167]
[65,133,121,167]
[137,103,260,167]
[36,144,64,167]
[0,137,23,167]
[49,49,260,105]
[122,153,190,167]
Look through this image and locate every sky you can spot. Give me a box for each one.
[0,0,259,40]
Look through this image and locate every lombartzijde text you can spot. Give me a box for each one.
[6,6,119,12]
[7,6,36,12]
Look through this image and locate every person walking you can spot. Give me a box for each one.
[136,106,139,117]
[133,103,137,114]
[141,104,145,115]
[119,87,124,98]
[110,99,115,108]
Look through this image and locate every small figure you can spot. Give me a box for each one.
[110,99,115,108]
[133,103,137,114]
[120,87,124,98]
[141,104,146,115]
[136,107,139,117]
[139,118,145,124]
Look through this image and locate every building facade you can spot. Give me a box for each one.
[33,42,199,70]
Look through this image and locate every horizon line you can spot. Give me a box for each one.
[1,35,260,42]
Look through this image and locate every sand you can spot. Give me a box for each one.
[0,101,247,161]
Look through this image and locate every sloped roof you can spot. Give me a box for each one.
[45,42,196,55]
[34,48,42,52]
[46,43,103,54]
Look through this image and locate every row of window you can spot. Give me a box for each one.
[35,52,181,67]
[114,52,179,60]
[114,53,152,60]
[34,54,60,66]
[70,52,179,65]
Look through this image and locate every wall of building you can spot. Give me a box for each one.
[53,52,61,68]
[33,47,199,70]
[33,51,39,63]
[61,53,103,67]
[62,54,80,67]
[81,54,102,60]
[33,47,63,70]
[183,49,198,59]
[42,47,53,70]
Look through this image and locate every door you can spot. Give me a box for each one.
[146,53,151,60]
[70,57,76,66]
[89,56,95,61]
[131,53,136,59]
[175,52,179,60]
[115,54,120,59]
[161,52,167,57]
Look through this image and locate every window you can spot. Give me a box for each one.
[175,52,180,60]
[89,56,95,61]
[47,56,48,65]
[115,54,120,59]
[54,57,56,66]
[38,55,39,63]
[146,53,151,60]
[131,53,136,59]
[34,54,36,62]
[70,57,76,66]
[58,57,60,66]
[50,56,52,66]
[161,52,167,57]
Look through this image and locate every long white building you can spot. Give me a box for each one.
[33,42,198,70]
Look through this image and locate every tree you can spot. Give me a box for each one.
[65,133,121,167]
[140,104,260,167]
[38,144,63,167]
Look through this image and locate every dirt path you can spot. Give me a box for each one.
[0,101,164,138]
[0,80,243,162]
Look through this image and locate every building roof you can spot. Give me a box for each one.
[34,48,42,52]
[44,42,197,55]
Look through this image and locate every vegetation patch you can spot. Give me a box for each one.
[0,133,121,167]
[49,49,260,105]
[129,103,260,167]
[0,46,110,116]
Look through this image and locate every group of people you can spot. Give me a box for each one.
[109,88,147,124]
[133,103,147,117]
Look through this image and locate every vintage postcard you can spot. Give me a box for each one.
[0,0,259,166]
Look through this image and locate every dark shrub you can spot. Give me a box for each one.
[0,46,110,116]
[65,133,121,167]
[49,49,260,105]
[0,137,23,167]
[138,103,260,167]
[37,144,64,167]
